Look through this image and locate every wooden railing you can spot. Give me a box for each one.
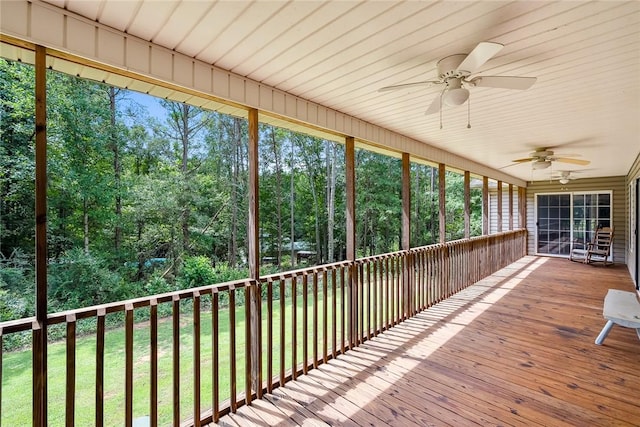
[0,230,526,426]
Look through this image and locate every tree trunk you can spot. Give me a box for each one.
[228,117,241,268]
[180,104,191,254]
[109,87,122,254]
[326,144,336,262]
[271,127,283,266]
[83,197,89,255]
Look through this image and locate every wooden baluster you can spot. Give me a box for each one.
[347,265,354,350]
[96,308,106,427]
[212,289,219,422]
[322,269,328,364]
[244,285,252,405]
[229,286,237,412]
[172,295,181,422]
[373,260,378,336]
[385,257,390,329]
[367,262,372,339]
[66,314,76,427]
[125,304,134,427]
[149,300,158,427]
[313,272,319,368]
[193,291,201,427]
[267,279,274,393]
[291,277,298,380]
[279,279,286,387]
[331,269,337,359]
[340,267,346,354]
[359,262,364,344]
[303,274,309,374]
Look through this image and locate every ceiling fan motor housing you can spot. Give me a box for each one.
[437,54,472,80]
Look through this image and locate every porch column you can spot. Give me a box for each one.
[519,186,527,229]
[439,163,446,244]
[464,171,471,239]
[482,176,489,235]
[34,44,48,427]
[247,108,261,401]
[497,180,503,233]
[509,184,514,230]
[345,136,357,348]
[401,153,411,317]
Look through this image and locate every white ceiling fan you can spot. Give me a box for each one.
[511,148,591,170]
[553,171,579,184]
[378,42,537,114]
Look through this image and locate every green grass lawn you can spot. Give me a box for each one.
[1,283,357,426]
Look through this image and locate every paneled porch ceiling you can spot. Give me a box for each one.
[36,1,640,182]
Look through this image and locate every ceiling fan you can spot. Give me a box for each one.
[553,171,579,184]
[511,148,590,170]
[378,42,537,115]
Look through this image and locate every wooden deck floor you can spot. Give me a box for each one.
[213,256,640,427]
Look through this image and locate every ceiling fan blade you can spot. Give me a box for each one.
[470,76,537,90]
[378,80,438,92]
[554,157,590,166]
[455,41,503,74]
[425,93,442,115]
[511,157,535,163]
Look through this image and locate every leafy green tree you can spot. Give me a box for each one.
[0,59,36,259]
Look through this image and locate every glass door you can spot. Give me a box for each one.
[536,192,612,258]
[536,194,571,255]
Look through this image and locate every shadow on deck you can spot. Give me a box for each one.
[214,256,640,426]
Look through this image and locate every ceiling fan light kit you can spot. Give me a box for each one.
[532,159,552,170]
[443,79,469,106]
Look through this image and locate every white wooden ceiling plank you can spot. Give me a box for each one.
[255,0,408,85]
[127,0,177,42]
[99,0,141,32]
[210,2,293,71]
[234,1,359,79]
[177,2,236,58]
[64,0,101,21]
[152,1,216,49]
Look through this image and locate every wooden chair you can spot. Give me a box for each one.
[585,227,614,266]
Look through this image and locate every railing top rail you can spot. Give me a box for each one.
[44,277,253,325]
[409,229,526,253]
[0,316,36,334]
[260,259,352,282]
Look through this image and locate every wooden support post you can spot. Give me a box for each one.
[401,153,411,317]
[519,186,527,229]
[497,180,503,233]
[345,136,356,348]
[34,44,48,427]
[439,163,446,244]
[464,171,471,239]
[482,177,489,235]
[509,184,514,231]
[247,108,261,401]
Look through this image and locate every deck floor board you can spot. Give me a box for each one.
[211,256,640,426]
